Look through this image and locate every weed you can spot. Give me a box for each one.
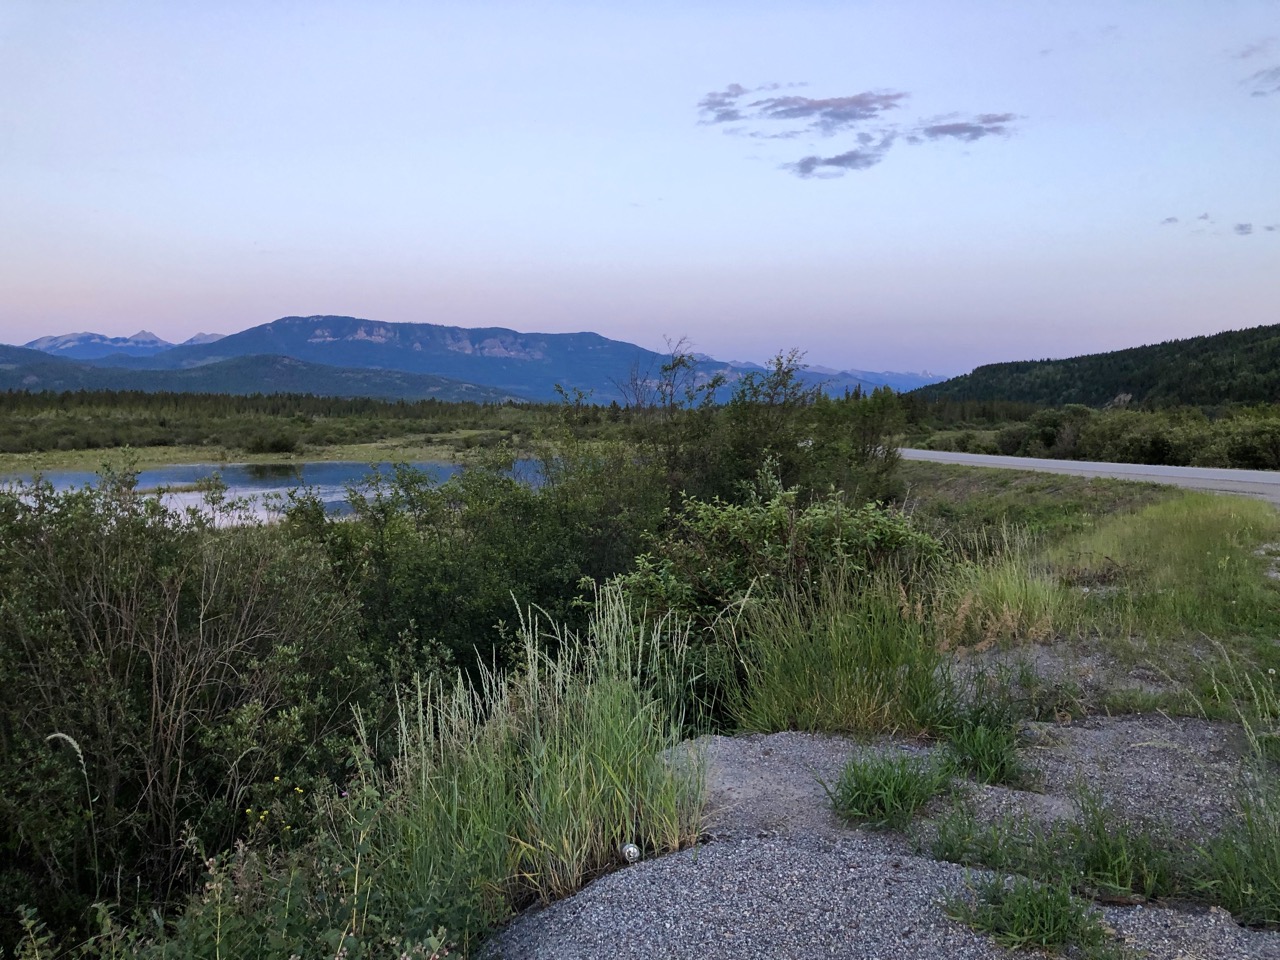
[1070,792,1182,901]
[825,752,952,830]
[946,874,1125,958]
[926,807,1057,876]
[947,722,1030,788]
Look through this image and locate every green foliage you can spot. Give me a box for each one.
[1050,493,1280,642]
[824,752,952,830]
[617,464,942,628]
[0,470,368,944]
[929,782,1280,928]
[946,875,1123,958]
[285,441,666,680]
[4,586,703,959]
[0,389,557,457]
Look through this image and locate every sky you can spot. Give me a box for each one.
[1,1,1277,376]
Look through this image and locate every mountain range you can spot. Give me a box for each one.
[23,330,225,359]
[6,316,944,403]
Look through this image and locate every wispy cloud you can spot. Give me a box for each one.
[748,92,908,131]
[1162,213,1277,237]
[914,113,1018,142]
[1233,37,1276,59]
[787,137,897,177]
[1245,65,1280,97]
[699,83,1020,178]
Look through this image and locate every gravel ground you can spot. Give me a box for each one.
[482,724,1280,960]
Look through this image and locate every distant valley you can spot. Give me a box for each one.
[7,316,946,403]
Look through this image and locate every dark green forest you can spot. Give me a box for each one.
[915,322,1280,407]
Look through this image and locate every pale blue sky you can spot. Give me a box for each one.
[1,1,1276,374]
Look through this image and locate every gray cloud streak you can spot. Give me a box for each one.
[1235,223,1254,235]
[787,136,896,177]
[1234,38,1275,59]
[748,92,908,131]
[1246,66,1280,96]
[699,82,1019,178]
[917,112,1017,141]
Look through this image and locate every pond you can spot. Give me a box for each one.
[0,460,536,520]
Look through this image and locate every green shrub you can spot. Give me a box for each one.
[616,465,942,629]
[0,471,368,947]
[27,584,704,959]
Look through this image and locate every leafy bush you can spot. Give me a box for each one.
[5,586,704,960]
[0,471,367,944]
[616,464,942,629]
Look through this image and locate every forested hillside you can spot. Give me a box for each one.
[916,323,1280,407]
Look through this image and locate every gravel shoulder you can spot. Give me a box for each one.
[483,724,1280,960]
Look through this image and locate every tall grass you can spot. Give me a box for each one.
[330,584,705,950]
[724,576,952,735]
[17,585,705,959]
[927,493,1280,658]
[927,523,1078,649]
[1052,493,1280,642]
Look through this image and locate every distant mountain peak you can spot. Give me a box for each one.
[181,332,226,346]
[22,330,176,360]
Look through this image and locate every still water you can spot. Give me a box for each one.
[0,461,503,519]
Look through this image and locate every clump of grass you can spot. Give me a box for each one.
[937,554,1077,648]
[727,577,952,736]
[824,752,952,830]
[1190,655,1280,925]
[1195,777,1280,926]
[930,792,1184,904]
[946,875,1123,958]
[1070,792,1182,901]
[926,806,1060,877]
[948,722,1029,788]
[943,691,1033,788]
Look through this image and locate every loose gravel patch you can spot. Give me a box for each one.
[482,720,1280,960]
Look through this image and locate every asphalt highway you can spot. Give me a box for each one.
[901,448,1280,506]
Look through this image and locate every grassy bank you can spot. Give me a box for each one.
[0,435,494,474]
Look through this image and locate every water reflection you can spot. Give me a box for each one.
[243,462,304,483]
[0,461,479,521]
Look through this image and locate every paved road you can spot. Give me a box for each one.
[901,448,1280,506]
